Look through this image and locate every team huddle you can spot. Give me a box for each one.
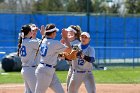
[17,23,96,93]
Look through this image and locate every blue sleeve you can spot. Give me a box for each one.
[83,56,95,63]
[84,47,95,63]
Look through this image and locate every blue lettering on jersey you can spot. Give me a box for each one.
[20,46,27,57]
[40,44,48,57]
[78,59,85,66]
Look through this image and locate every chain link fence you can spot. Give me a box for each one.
[0,13,140,69]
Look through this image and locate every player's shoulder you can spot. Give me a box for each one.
[88,45,94,48]
[88,45,95,52]
[77,43,81,46]
[29,39,39,44]
[72,40,80,46]
[47,39,61,45]
[71,39,80,45]
[54,39,62,43]
[76,43,81,49]
[48,39,60,43]
[22,38,30,43]
[36,38,41,42]
[30,38,39,42]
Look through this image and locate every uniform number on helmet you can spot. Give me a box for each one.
[78,59,84,66]
[20,46,27,57]
[40,44,48,57]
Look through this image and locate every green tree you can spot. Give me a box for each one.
[109,4,119,13]
[99,1,108,13]
[92,0,102,13]
[92,0,114,13]
[0,0,4,3]
[34,0,64,12]
[67,0,93,12]
[67,0,77,12]
[77,0,93,12]
[135,0,140,13]
[98,1,120,14]
[126,0,137,14]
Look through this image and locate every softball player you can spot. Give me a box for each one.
[64,25,81,91]
[17,25,40,93]
[29,23,45,40]
[29,24,39,39]
[68,32,96,93]
[35,24,72,93]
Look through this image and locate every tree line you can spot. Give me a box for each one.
[0,0,140,14]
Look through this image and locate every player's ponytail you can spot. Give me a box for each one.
[75,25,82,41]
[17,25,31,56]
[35,35,45,59]
[17,34,22,56]
[71,25,82,41]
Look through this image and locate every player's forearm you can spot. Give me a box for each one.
[77,51,95,63]
[63,38,72,53]
[83,56,95,63]
[64,38,71,48]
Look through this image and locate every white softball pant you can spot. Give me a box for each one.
[68,71,96,93]
[21,67,37,93]
[35,64,64,93]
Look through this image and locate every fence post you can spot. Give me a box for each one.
[14,14,17,48]
[86,0,90,33]
[104,14,107,64]
[132,47,135,69]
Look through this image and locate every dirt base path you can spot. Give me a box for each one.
[0,83,140,93]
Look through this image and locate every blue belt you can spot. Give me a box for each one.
[40,62,56,68]
[22,65,37,67]
[74,69,91,73]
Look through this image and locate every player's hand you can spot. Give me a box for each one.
[61,28,68,39]
[62,50,78,60]
[40,25,45,36]
[77,50,84,58]
[60,38,65,44]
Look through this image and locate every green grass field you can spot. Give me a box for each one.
[0,67,140,84]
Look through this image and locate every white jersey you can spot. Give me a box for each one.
[67,39,80,63]
[40,38,66,66]
[70,39,80,47]
[62,39,80,48]
[72,43,95,71]
[20,38,39,66]
[35,38,41,42]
